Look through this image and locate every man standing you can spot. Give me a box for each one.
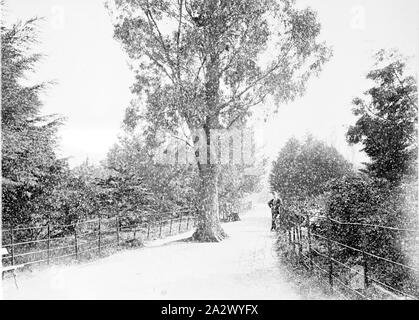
[268,192,282,231]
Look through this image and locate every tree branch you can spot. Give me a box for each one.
[393,69,418,111]
[215,42,294,116]
[143,4,177,80]
[176,0,183,80]
[226,92,269,129]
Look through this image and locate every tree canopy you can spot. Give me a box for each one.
[1,17,64,226]
[269,136,353,201]
[109,0,331,133]
[109,0,331,241]
[346,49,418,184]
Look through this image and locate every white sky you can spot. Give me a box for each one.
[2,0,419,167]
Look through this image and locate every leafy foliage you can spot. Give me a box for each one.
[218,161,265,217]
[1,18,65,227]
[346,50,418,184]
[110,0,331,133]
[324,176,418,294]
[269,136,353,201]
[109,0,331,239]
[104,130,265,221]
[105,133,199,216]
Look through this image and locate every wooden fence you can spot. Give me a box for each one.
[276,211,419,300]
[2,210,197,269]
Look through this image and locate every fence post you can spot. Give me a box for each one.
[47,221,51,265]
[10,226,15,266]
[74,223,79,260]
[299,224,303,243]
[179,215,182,233]
[327,217,333,292]
[362,233,369,291]
[116,215,120,247]
[169,218,173,235]
[159,219,163,238]
[306,213,313,272]
[186,216,190,230]
[147,223,151,240]
[98,214,102,256]
[298,224,302,260]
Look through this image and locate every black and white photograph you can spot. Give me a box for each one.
[0,0,418,304]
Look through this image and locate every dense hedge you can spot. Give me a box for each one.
[319,176,418,295]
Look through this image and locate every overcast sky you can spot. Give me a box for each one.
[3,0,418,167]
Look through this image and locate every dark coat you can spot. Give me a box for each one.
[268,198,282,217]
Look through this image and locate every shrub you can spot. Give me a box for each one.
[269,136,352,201]
[323,175,418,295]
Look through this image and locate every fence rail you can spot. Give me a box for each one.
[2,211,197,270]
[276,211,419,300]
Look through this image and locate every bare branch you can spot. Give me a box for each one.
[143,49,176,84]
[169,133,193,148]
[226,92,269,129]
[143,4,177,79]
[176,0,183,80]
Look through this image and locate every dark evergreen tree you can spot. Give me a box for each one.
[346,50,418,184]
[1,18,64,226]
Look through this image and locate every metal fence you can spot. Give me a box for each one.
[276,211,419,300]
[2,210,197,269]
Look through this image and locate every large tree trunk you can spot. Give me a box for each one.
[192,41,227,241]
[191,121,227,241]
[192,164,227,242]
